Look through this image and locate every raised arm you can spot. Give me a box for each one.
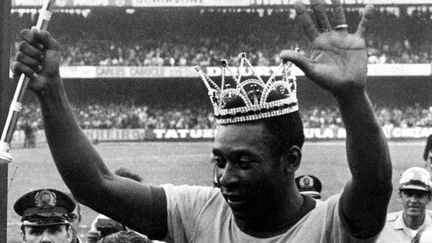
[11,28,167,239]
[280,0,392,238]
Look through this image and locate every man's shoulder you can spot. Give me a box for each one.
[161,184,221,206]
[161,184,218,195]
[386,211,402,222]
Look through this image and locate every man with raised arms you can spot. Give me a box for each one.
[12,0,392,241]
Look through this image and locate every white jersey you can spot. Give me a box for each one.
[161,184,377,243]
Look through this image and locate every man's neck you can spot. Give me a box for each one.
[234,192,315,238]
[403,212,426,230]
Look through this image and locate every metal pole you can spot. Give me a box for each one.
[0,0,11,241]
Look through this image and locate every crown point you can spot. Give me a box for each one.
[240,52,246,58]
[194,66,201,72]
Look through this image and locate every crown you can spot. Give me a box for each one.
[195,53,298,124]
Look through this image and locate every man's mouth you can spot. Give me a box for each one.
[224,194,246,207]
[407,205,421,211]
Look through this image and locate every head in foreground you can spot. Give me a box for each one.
[213,112,305,220]
[398,167,432,226]
[99,231,152,243]
[201,54,305,222]
[14,189,76,243]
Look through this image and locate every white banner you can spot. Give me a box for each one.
[10,127,432,145]
[368,64,431,76]
[9,64,432,79]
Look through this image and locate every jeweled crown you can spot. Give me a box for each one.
[195,53,298,124]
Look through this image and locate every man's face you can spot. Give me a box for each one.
[68,212,80,240]
[22,225,71,243]
[400,189,431,218]
[213,122,288,220]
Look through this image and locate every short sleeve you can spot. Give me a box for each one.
[329,194,378,242]
[161,184,219,243]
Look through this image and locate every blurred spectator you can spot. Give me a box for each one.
[17,102,432,130]
[22,121,37,148]
[424,134,432,171]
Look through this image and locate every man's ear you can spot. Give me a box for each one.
[282,145,302,174]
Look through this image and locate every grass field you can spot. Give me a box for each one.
[5,140,427,242]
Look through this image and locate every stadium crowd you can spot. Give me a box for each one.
[11,6,432,130]
[11,6,432,66]
[17,102,432,130]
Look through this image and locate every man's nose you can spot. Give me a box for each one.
[219,162,239,187]
[41,230,52,243]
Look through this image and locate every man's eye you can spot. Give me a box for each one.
[48,225,62,234]
[212,157,225,168]
[239,157,255,168]
[30,228,44,235]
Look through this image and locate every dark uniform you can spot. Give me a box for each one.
[14,188,78,243]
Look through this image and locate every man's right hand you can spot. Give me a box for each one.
[280,0,373,100]
[11,28,61,94]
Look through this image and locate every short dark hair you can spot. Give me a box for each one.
[114,168,142,182]
[259,111,305,156]
[100,231,150,243]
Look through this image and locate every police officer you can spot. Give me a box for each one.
[14,189,76,243]
[378,167,432,243]
[295,175,323,200]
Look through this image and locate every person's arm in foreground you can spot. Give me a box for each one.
[11,28,167,239]
[281,0,392,238]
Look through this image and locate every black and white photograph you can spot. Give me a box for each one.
[1,0,432,242]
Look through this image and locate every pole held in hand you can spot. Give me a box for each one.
[0,0,56,162]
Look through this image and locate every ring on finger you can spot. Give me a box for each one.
[335,24,348,30]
